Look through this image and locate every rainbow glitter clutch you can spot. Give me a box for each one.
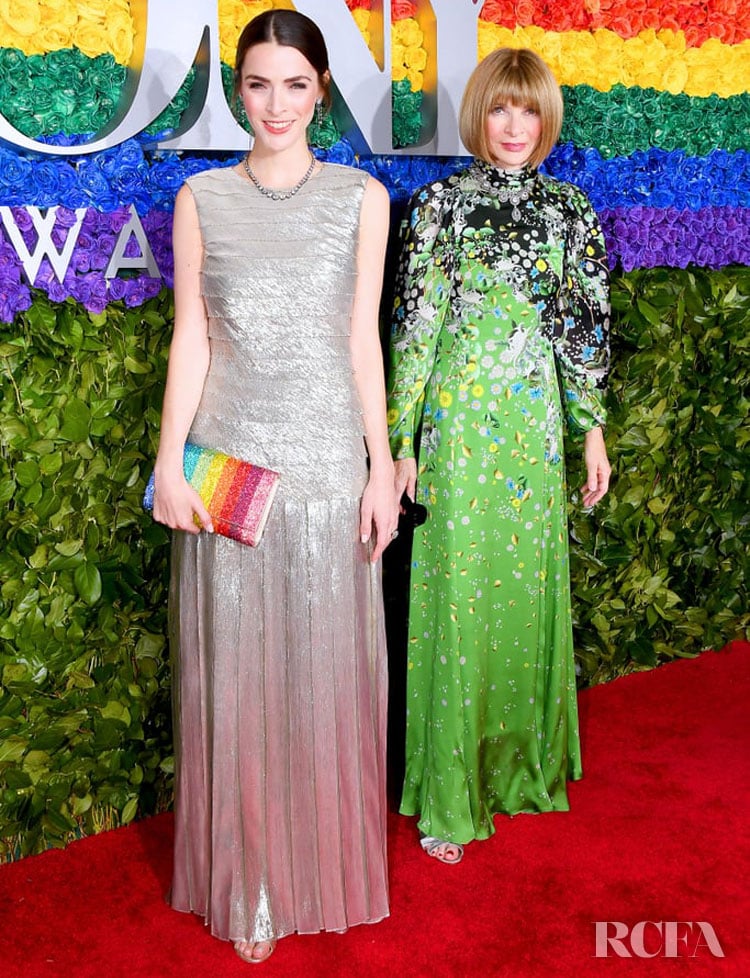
[143,443,280,547]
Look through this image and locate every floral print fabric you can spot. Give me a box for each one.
[387,160,609,843]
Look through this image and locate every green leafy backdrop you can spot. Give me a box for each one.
[1,267,748,857]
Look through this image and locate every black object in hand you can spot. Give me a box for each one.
[400,492,427,527]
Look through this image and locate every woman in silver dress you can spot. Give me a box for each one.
[152,10,398,966]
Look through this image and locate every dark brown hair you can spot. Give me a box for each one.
[459,48,563,168]
[233,10,331,108]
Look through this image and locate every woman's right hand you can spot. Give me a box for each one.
[394,457,418,507]
[152,466,213,534]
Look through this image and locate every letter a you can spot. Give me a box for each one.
[692,922,725,958]
[105,206,161,279]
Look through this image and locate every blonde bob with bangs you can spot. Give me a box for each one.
[459,48,563,169]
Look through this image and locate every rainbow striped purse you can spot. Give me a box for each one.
[143,443,280,547]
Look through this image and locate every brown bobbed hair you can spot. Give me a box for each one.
[459,48,563,168]
[233,9,331,109]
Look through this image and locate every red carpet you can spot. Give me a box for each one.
[1,643,748,978]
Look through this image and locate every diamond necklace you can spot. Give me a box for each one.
[496,183,532,222]
[242,153,316,201]
[475,161,534,221]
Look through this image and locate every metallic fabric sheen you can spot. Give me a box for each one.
[168,164,389,942]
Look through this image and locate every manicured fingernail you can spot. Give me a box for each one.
[361,534,369,543]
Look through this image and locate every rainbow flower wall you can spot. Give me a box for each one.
[0,1,748,854]
[0,0,748,323]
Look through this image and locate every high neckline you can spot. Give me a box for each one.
[470,159,537,190]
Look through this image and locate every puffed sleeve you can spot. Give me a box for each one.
[387,183,454,459]
[553,188,610,433]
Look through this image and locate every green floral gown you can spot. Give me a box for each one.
[387,160,610,844]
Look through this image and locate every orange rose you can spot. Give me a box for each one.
[479,0,513,25]
[513,0,536,27]
[392,0,417,19]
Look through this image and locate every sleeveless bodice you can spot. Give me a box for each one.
[186,163,368,500]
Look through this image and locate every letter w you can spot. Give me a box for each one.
[0,206,87,284]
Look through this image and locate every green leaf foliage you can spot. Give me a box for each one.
[568,267,750,683]
[1,268,749,856]
[0,291,172,857]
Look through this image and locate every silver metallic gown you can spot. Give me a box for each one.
[168,163,389,943]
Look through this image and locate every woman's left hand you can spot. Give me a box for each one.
[360,470,401,563]
[581,426,611,507]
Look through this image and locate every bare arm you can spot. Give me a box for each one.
[350,177,400,562]
[152,184,213,533]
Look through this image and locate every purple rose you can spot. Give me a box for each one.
[107,277,128,301]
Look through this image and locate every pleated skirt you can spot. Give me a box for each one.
[168,497,389,942]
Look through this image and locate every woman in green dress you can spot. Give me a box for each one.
[387,48,611,863]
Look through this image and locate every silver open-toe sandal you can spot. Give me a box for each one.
[234,939,277,965]
[419,834,464,864]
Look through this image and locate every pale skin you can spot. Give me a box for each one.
[393,99,610,865]
[154,40,399,568]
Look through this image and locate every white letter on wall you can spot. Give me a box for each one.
[105,206,161,279]
[0,0,246,156]
[0,206,87,283]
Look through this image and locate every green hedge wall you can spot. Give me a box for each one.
[1,267,748,857]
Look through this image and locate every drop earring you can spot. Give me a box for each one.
[314,99,324,127]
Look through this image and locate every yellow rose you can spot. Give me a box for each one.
[77,0,110,19]
[41,0,77,30]
[392,41,406,68]
[661,57,688,95]
[393,18,422,49]
[656,28,686,54]
[520,26,546,48]
[405,43,427,72]
[217,0,248,65]
[106,7,135,64]
[37,24,73,51]
[534,31,563,76]
[406,67,423,91]
[720,44,749,95]
[683,46,722,97]
[392,63,408,83]
[351,6,370,44]
[558,32,598,87]
[73,18,110,59]
[0,0,41,36]
[620,36,649,87]
[40,0,69,14]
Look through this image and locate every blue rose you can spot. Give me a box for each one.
[0,152,34,204]
[320,137,355,166]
